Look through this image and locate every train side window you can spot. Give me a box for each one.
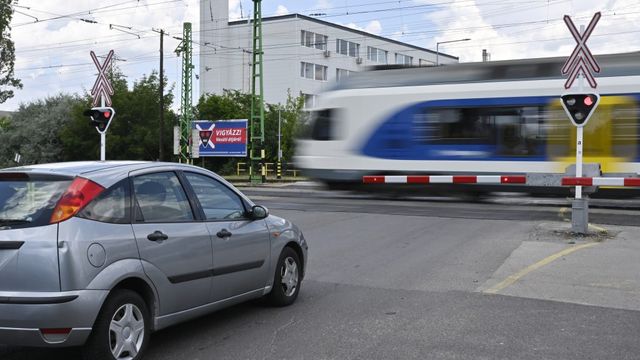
[417,107,494,145]
[414,105,546,156]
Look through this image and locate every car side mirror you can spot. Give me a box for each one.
[250,205,269,220]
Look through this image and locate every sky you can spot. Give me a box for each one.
[2,0,640,111]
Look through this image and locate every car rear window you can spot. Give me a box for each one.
[0,173,72,229]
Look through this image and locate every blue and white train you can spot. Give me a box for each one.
[294,52,640,191]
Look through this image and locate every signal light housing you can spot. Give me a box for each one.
[83,107,115,133]
[560,93,600,127]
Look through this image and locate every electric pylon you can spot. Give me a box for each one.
[249,0,265,183]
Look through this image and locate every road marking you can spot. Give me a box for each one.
[588,223,607,233]
[484,242,599,295]
[558,207,570,222]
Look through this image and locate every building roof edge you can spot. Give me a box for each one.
[228,13,459,60]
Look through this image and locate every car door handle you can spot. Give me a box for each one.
[216,229,232,238]
[147,231,169,242]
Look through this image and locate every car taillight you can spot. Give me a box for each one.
[50,177,104,224]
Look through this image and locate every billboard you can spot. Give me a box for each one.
[193,119,248,157]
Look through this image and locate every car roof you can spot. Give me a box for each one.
[0,161,222,188]
[1,161,147,175]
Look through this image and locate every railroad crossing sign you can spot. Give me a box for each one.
[560,11,603,225]
[561,12,601,89]
[90,50,115,106]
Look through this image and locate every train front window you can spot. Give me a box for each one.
[310,109,336,141]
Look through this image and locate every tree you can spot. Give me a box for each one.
[0,1,22,104]
[0,115,9,130]
[0,94,83,167]
[196,89,252,120]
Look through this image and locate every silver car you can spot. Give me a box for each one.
[0,161,307,360]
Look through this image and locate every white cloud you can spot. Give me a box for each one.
[2,0,200,111]
[3,0,640,111]
[275,5,290,16]
[229,0,243,20]
[344,20,383,35]
[365,20,383,35]
[423,0,640,62]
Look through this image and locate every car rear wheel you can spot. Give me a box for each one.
[83,289,150,360]
[266,247,302,307]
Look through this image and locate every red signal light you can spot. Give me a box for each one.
[583,96,594,106]
[103,111,111,118]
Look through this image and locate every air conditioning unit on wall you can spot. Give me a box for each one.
[356,57,363,64]
[323,50,331,58]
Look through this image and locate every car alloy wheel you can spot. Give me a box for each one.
[281,256,299,297]
[82,289,150,360]
[266,247,302,306]
[109,303,145,360]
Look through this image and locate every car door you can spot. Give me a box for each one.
[182,172,271,302]
[130,171,213,315]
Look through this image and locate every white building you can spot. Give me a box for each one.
[200,0,459,106]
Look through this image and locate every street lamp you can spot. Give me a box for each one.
[436,38,470,66]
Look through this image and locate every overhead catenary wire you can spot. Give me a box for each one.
[11,0,634,59]
[7,0,640,107]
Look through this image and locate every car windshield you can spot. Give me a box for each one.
[0,174,72,229]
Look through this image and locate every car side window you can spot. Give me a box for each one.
[78,179,129,224]
[133,172,194,223]
[184,172,247,221]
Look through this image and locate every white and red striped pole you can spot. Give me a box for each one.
[363,175,526,185]
[562,177,640,187]
[363,175,640,188]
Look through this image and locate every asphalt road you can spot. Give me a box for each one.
[3,188,640,359]
[240,186,640,227]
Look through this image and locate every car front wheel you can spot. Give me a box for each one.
[83,289,150,360]
[267,247,302,306]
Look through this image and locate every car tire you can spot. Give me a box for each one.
[266,247,302,307]
[83,289,151,360]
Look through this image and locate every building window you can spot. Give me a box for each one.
[367,46,387,63]
[395,53,413,65]
[301,30,327,50]
[302,93,316,108]
[336,39,360,57]
[419,59,434,67]
[300,62,313,79]
[336,68,352,81]
[300,62,327,81]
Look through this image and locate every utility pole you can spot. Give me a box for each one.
[153,28,166,161]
